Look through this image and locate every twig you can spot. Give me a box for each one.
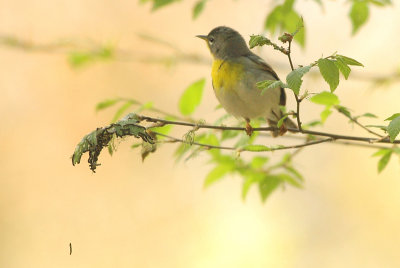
[153,132,334,152]
[336,107,384,138]
[138,115,400,144]
[288,39,303,131]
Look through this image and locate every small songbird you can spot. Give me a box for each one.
[197,26,297,136]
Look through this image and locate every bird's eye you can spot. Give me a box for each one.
[208,37,215,45]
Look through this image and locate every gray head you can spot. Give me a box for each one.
[196,26,250,59]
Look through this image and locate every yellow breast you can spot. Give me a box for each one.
[211,59,244,94]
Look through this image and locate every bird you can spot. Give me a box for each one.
[196,26,297,136]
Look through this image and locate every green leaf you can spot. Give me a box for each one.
[365,125,388,132]
[178,78,205,116]
[373,149,392,173]
[251,156,269,169]
[242,177,255,201]
[320,107,332,123]
[258,176,282,202]
[68,45,114,68]
[378,151,392,173]
[286,65,312,95]
[334,58,351,79]
[277,114,288,128]
[312,0,323,6]
[71,114,153,171]
[369,0,392,6]
[141,141,157,162]
[192,0,205,19]
[257,80,286,95]
[385,113,400,121]
[96,98,121,112]
[265,6,283,34]
[112,101,134,123]
[284,166,304,181]
[317,58,340,92]
[336,54,364,67]
[349,1,369,35]
[387,115,400,142]
[197,133,220,158]
[282,0,295,11]
[152,0,176,11]
[221,130,240,141]
[278,173,303,188]
[372,148,391,157]
[360,112,377,118]
[242,144,271,152]
[283,10,305,47]
[337,105,352,117]
[151,124,172,136]
[204,164,234,188]
[264,2,305,47]
[310,91,340,106]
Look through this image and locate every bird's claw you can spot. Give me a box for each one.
[245,121,253,136]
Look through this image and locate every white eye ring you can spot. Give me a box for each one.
[208,37,214,45]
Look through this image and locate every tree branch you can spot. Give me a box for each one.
[139,115,400,144]
[153,132,334,152]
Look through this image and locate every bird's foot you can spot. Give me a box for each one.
[245,120,253,136]
[279,124,287,136]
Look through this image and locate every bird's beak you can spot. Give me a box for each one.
[196,35,208,41]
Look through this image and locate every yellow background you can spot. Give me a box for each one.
[1,0,400,267]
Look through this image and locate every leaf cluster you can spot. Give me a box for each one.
[72,113,154,172]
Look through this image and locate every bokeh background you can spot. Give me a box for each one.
[1,0,400,267]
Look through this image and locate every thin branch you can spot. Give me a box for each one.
[261,133,390,150]
[285,38,303,132]
[153,132,334,152]
[138,115,400,144]
[336,107,384,138]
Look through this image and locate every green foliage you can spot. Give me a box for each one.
[337,54,364,67]
[277,114,289,128]
[258,176,282,202]
[241,145,273,152]
[257,80,287,95]
[68,45,114,68]
[178,78,205,116]
[349,1,369,35]
[315,55,363,92]
[112,101,135,122]
[70,2,398,203]
[249,35,274,49]
[359,113,378,118]
[251,156,269,169]
[264,0,305,47]
[385,114,400,142]
[204,160,236,188]
[193,0,206,19]
[96,98,128,112]
[286,65,312,95]
[334,58,351,80]
[310,91,340,123]
[317,58,340,92]
[72,113,153,172]
[310,91,340,106]
[373,149,392,173]
[139,0,179,11]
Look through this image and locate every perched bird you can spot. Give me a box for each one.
[197,26,297,136]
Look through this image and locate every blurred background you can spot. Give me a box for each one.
[1,0,400,267]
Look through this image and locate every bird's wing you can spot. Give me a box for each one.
[246,53,286,106]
